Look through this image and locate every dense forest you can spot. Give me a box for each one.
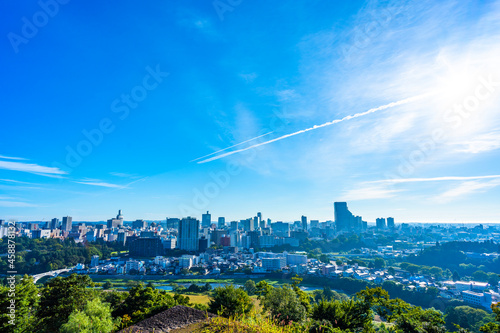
[0,237,127,274]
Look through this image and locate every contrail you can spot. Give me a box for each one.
[191,131,273,162]
[198,93,431,164]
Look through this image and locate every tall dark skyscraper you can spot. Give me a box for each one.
[301,215,307,231]
[202,211,211,227]
[387,217,395,228]
[218,217,225,228]
[50,218,59,229]
[376,218,386,229]
[334,202,353,231]
[178,217,200,251]
[334,202,365,231]
[62,216,72,232]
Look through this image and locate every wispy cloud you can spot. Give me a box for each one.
[0,200,38,207]
[436,179,500,202]
[452,131,500,154]
[191,131,273,162]
[341,185,403,201]
[74,179,128,189]
[109,172,142,179]
[0,160,67,177]
[369,175,500,184]
[0,179,37,185]
[198,93,430,163]
[0,154,27,160]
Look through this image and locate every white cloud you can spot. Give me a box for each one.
[369,175,500,184]
[436,179,500,202]
[74,179,127,189]
[0,160,67,177]
[0,179,37,185]
[109,172,142,179]
[341,185,403,201]
[0,154,27,160]
[453,131,500,153]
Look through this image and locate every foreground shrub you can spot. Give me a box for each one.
[208,285,253,318]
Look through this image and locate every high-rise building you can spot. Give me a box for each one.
[334,202,362,231]
[211,229,227,246]
[243,218,254,231]
[62,216,72,232]
[253,216,259,229]
[178,217,200,251]
[129,237,163,256]
[132,219,147,229]
[117,209,124,221]
[218,217,225,228]
[376,218,386,229]
[310,220,319,229]
[166,218,180,229]
[301,215,307,231]
[271,222,290,237]
[387,217,395,229]
[107,218,122,229]
[202,211,211,228]
[257,212,262,223]
[230,221,238,230]
[50,218,59,230]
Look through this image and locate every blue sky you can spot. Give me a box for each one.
[1,0,500,223]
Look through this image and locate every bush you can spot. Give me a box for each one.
[208,285,253,318]
[311,299,372,332]
[261,285,307,324]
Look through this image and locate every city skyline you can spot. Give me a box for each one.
[2,1,500,222]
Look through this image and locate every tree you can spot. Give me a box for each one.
[374,257,386,269]
[472,270,489,282]
[487,273,500,287]
[244,280,256,295]
[60,298,119,333]
[208,285,253,318]
[445,306,489,332]
[102,281,113,290]
[291,275,311,313]
[480,303,500,332]
[0,275,39,333]
[255,280,273,298]
[35,274,95,333]
[261,285,307,324]
[453,270,461,282]
[113,283,177,322]
[319,254,330,263]
[311,298,372,332]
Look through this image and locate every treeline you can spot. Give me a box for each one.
[2,274,500,332]
[0,237,126,275]
[0,274,202,333]
[206,278,500,333]
[405,241,500,274]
